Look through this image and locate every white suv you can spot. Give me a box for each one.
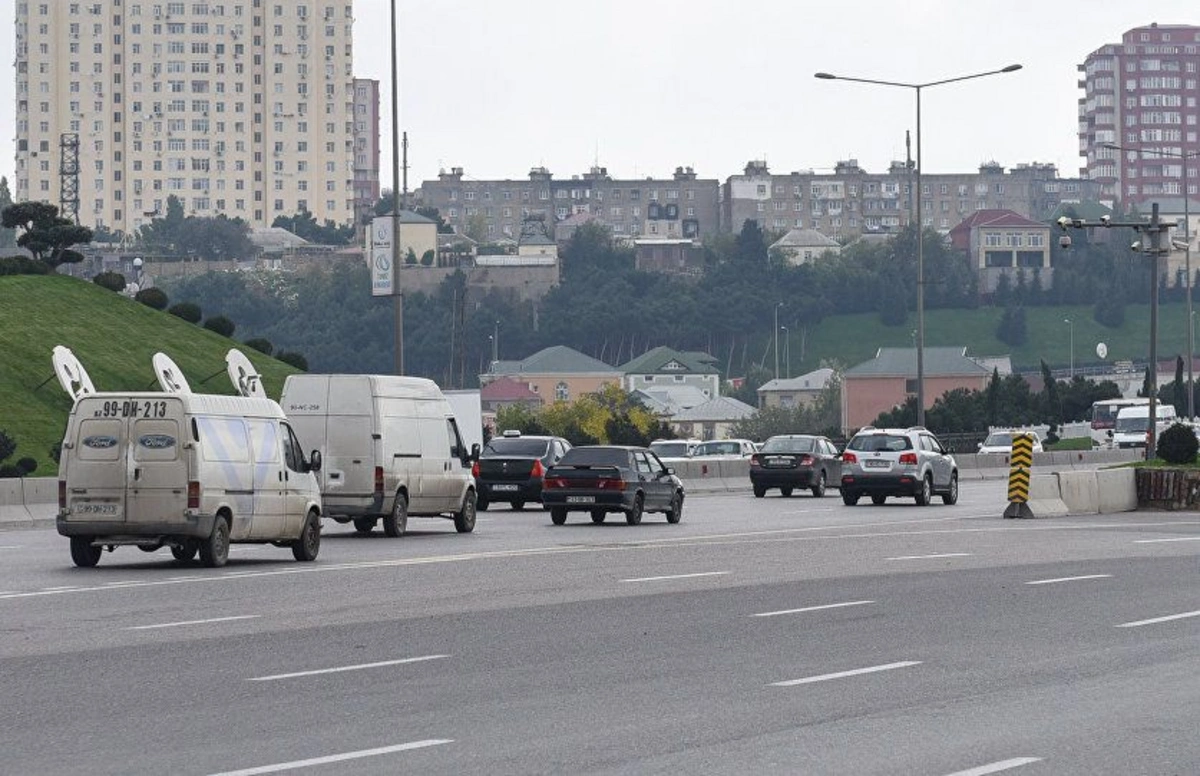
[839,426,958,506]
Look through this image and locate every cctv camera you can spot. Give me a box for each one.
[1100,215,1111,226]
[1056,216,1070,230]
[1131,240,1142,252]
[1059,235,1072,249]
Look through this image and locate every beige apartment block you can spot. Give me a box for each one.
[15,1,357,235]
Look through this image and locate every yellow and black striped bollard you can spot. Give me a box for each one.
[1002,432,1034,519]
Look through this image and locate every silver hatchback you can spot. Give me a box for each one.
[839,427,959,506]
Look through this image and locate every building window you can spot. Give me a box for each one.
[555,382,569,402]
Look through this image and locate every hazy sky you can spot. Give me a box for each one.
[2,1,1199,193]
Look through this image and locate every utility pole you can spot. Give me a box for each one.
[389,0,404,375]
[401,131,409,212]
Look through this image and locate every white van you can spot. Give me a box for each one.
[1112,404,1178,449]
[57,393,323,568]
[280,374,478,536]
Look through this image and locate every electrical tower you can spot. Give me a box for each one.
[59,133,81,224]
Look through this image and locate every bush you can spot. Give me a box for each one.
[135,287,169,310]
[1093,297,1125,328]
[49,441,61,464]
[203,315,236,337]
[0,429,15,465]
[1157,422,1199,464]
[0,256,51,275]
[244,337,274,356]
[420,249,435,267]
[92,271,126,292]
[0,465,22,479]
[996,304,1027,347]
[15,457,37,476]
[168,302,202,323]
[276,350,308,371]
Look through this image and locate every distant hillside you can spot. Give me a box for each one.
[0,274,299,476]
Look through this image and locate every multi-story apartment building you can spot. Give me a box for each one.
[1078,22,1200,209]
[14,1,356,234]
[721,159,1100,241]
[418,165,721,242]
[351,77,380,229]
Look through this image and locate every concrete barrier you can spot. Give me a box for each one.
[0,479,33,527]
[1019,473,1070,518]
[1057,470,1100,515]
[22,478,58,523]
[1097,468,1138,513]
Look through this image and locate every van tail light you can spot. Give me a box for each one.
[471,461,480,478]
[898,452,919,466]
[750,454,762,468]
[530,459,544,479]
[842,452,858,464]
[187,481,201,509]
[374,466,384,497]
[58,480,67,509]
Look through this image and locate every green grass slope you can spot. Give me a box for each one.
[0,275,299,476]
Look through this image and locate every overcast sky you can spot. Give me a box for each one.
[2,1,1198,194]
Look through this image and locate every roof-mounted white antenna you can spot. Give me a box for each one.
[225,348,266,399]
[152,352,192,394]
[51,346,97,401]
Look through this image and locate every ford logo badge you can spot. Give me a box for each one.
[82,435,119,449]
[138,434,177,450]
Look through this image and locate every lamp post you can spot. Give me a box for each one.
[1103,142,1198,419]
[492,321,499,366]
[781,325,790,379]
[389,0,404,375]
[1064,318,1074,379]
[816,64,1022,428]
[773,302,784,380]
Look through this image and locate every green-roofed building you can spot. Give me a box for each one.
[619,346,720,401]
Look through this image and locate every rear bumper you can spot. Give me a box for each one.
[57,513,218,539]
[840,474,920,496]
[541,491,634,512]
[477,479,543,503]
[320,492,387,517]
[750,469,814,488]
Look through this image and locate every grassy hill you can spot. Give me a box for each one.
[0,274,299,476]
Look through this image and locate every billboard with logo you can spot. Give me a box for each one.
[369,217,394,297]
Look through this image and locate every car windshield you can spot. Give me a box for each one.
[847,434,912,452]
[1116,415,1149,433]
[482,438,550,457]
[558,447,630,467]
[760,437,815,454]
[649,442,690,458]
[983,433,1013,447]
[694,441,741,456]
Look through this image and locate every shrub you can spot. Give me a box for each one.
[276,350,308,371]
[168,302,202,323]
[405,248,418,265]
[0,256,51,275]
[203,315,236,337]
[49,442,61,464]
[1093,297,1125,328]
[0,430,15,465]
[135,287,169,310]
[0,465,22,479]
[92,271,127,292]
[244,337,274,356]
[420,249,435,267]
[1157,422,1199,464]
[15,457,37,476]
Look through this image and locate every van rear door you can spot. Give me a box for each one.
[66,412,127,523]
[127,402,189,526]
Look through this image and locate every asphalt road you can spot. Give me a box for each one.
[2,480,1200,775]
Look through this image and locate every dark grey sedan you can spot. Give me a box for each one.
[542,446,684,526]
[749,434,841,498]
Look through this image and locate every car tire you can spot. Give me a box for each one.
[666,493,684,524]
[915,474,932,506]
[781,486,794,498]
[383,492,408,537]
[841,490,860,506]
[590,509,606,524]
[453,491,477,533]
[70,536,102,568]
[942,472,959,505]
[550,508,567,525]
[811,470,827,498]
[871,494,887,506]
[292,510,321,562]
[171,540,198,562]
[753,485,766,498]
[626,494,644,526]
[353,517,376,534]
[199,515,230,568]
[512,500,525,511]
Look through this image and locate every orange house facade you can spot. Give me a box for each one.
[841,347,992,433]
[480,346,621,404]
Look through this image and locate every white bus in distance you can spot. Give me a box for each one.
[1090,397,1150,449]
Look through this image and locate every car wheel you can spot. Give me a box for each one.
[590,509,606,524]
[942,472,959,505]
[915,474,932,506]
[292,510,321,562]
[171,540,198,562]
[199,515,230,568]
[871,494,887,506]
[353,517,376,534]
[626,494,644,526]
[383,492,408,537]
[666,493,684,524]
[512,500,525,511]
[476,498,489,512]
[841,490,859,506]
[780,486,794,498]
[70,536,102,568]
[550,508,567,525]
[811,470,827,498]
[753,485,766,498]
[453,491,477,533]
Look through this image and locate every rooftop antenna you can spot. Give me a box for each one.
[51,345,96,401]
[225,349,266,399]
[152,352,192,393]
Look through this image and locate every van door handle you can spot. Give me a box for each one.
[279,471,283,481]
[134,468,141,481]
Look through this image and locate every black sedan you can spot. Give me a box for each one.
[542,446,684,526]
[472,433,571,511]
[749,434,841,498]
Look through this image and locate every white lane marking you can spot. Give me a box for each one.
[206,739,453,776]
[941,757,1044,776]
[771,660,921,687]
[1133,536,1200,544]
[752,600,875,618]
[41,586,81,591]
[104,580,143,586]
[1026,574,1112,586]
[1117,609,1200,628]
[0,545,23,549]
[886,553,972,561]
[125,615,260,631]
[248,654,449,682]
[621,571,728,583]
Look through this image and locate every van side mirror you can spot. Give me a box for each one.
[470,442,481,462]
[976,442,983,450]
[309,450,322,473]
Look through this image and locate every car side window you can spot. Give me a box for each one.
[635,452,654,475]
[446,419,464,460]
[281,423,304,473]
[647,451,668,471]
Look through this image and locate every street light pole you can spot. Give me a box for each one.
[816,64,1021,429]
[773,302,783,380]
[781,325,790,379]
[492,320,499,365]
[389,0,404,375]
[1065,318,1074,379]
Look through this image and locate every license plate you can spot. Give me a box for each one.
[492,484,519,492]
[566,496,595,504]
[75,502,119,515]
[767,456,791,467]
[864,460,889,469]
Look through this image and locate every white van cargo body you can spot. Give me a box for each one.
[1112,404,1178,449]
[281,374,478,536]
[57,393,323,568]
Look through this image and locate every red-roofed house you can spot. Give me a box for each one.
[480,376,543,413]
[949,209,1052,293]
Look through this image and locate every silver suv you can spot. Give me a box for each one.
[839,427,958,506]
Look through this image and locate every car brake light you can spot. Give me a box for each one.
[544,476,565,489]
[374,466,384,496]
[798,454,813,466]
[530,459,544,478]
[58,480,66,509]
[471,460,480,478]
[899,452,918,465]
[598,477,626,491]
[750,454,762,468]
[187,481,200,509]
[842,452,858,464]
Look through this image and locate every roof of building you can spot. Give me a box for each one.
[671,396,757,422]
[950,209,1048,233]
[971,355,1013,376]
[390,209,437,225]
[770,228,841,250]
[1045,200,1114,223]
[479,376,541,402]
[758,368,836,393]
[249,227,310,251]
[519,232,556,246]
[492,345,617,376]
[633,385,712,415]
[1129,198,1200,216]
[619,346,719,375]
[844,347,991,378]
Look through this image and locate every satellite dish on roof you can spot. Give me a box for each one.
[52,345,97,401]
[225,348,266,399]
[152,352,192,394]
[1097,342,1108,359]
